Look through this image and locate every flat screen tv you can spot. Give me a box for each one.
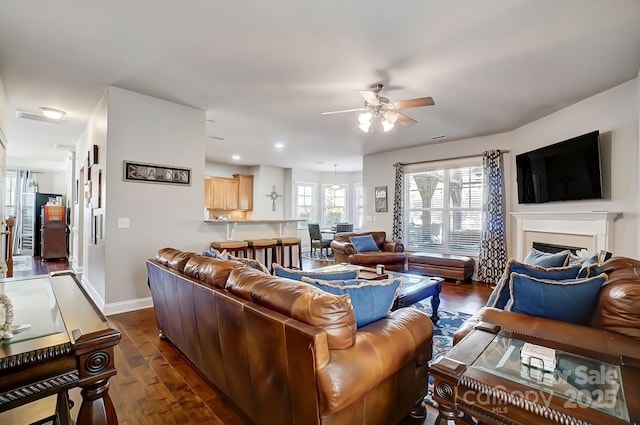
[516,131,602,204]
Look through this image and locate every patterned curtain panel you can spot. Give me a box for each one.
[477,150,507,284]
[392,162,404,242]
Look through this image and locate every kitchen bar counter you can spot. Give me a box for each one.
[204,219,304,239]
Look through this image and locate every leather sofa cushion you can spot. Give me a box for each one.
[591,263,640,340]
[227,267,357,349]
[183,256,246,288]
[156,247,198,272]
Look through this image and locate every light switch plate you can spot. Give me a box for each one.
[117,217,130,229]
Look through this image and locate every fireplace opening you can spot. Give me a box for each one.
[532,241,586,255]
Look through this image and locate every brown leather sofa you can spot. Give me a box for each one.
[331,231,406,271]
[453,256,640,348]
[147,247,433,425]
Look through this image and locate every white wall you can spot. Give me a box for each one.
[205,162,252,177]
[364,78,639,258]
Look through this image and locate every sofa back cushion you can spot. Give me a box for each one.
[183,256,246,288]
[226,267,357,349]
[156,247,198,272]
[591,259,640,340]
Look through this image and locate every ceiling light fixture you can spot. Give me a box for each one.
[232,154,241,161]
[331,164,340,190]
[40,107,66,120]
[358,109,399,133]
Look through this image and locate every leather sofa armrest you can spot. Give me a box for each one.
[316,308,433,414]
[479,308,640,360]
[331,240,356,256]
[382,240,404,253]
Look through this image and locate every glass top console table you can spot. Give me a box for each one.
[0,273,121,425]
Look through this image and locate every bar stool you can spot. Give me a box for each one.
[276,237,302,270]
[245,238,277,269]
[210,240,249,258]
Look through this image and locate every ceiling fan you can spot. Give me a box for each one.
[321,83,435,132]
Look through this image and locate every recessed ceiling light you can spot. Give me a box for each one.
[232,154,241,161]
[275,142,284,149]
[40,107,66,120]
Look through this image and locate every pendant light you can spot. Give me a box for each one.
[331,164,340,190]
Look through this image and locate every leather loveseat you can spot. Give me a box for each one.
[331,231,406,271]
[453,256,640,350]
[147,247,433,425]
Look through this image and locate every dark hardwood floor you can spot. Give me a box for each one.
[3,256,493,425]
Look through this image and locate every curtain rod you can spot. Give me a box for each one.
[397,149,510,166]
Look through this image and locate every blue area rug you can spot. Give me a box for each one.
[412,302,472,361]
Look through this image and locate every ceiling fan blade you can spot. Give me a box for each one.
[393,96,435,109]
[321,107,369,115]
[358,90,379,106]
[396,112,417,127]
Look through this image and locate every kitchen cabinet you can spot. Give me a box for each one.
[205,177,239,210]
[234,174,254,211]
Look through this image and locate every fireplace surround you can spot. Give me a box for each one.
[511,211,621,261]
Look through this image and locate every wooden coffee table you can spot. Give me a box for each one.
[430,321,638,425]
[310,264,443,323]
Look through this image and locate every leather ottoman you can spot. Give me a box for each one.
[407,252,474,282]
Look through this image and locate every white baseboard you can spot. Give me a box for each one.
[79,275,153,316]
[104,297,154,316]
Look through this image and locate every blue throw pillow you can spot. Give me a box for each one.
[505,272,607,325]
[203,248,229,260]
[228,254,269,274]
[272,263,358,281]
[523,248,571,268]
[349,235,380,253]
[576,255,602,278]
[302,277,401,328]
[486,259,581,310]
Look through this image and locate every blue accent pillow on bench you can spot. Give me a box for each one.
[349,235,380,253]
[272,263,358,281]
[302,277,401,328]
[505,272,607,325]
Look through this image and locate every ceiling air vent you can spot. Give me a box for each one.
[16,110,66,125]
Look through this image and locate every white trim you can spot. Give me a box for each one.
[104,297,154,316]
[80,274,105,312]
[511,211,621,260]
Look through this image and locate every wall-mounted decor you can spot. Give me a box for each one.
[375,186,388,213]
[91,167,102,209]
[123,161,191,185]
[90,144,99,166]
[73,179,79,204]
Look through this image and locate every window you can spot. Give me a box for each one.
[296,182,316,229]
[405,159,483,255]
[322,184,347,227]
[354,184,363,229]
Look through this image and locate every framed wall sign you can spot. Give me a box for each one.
[123,160,191,185]
[375,186,388,212]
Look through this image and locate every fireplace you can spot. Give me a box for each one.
[532,241,585,255]
[511,212,621,261]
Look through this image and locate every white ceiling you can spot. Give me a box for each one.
[1,1,639,173]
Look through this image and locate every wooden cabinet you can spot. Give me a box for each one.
[234,174,254,211]
[205,177,240,211]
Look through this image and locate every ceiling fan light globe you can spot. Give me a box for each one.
[385,110,399,124]
[40,107,66,120]
[358,122,371,133]
[358,111,372,124]
[382,119,395,132]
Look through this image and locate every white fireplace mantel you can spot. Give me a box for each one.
[510,211,622,260]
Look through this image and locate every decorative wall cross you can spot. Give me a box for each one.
[265,185,282,211]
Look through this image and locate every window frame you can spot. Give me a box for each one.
[354,183,363,230]
[321,184,348,228]
[404,157,484,256]
[295,181,316,229]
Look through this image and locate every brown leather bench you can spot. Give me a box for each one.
[407,252,474,282]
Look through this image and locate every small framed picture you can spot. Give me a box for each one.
[375,186,388,212]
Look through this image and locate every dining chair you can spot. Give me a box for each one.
[308,223,332,258]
